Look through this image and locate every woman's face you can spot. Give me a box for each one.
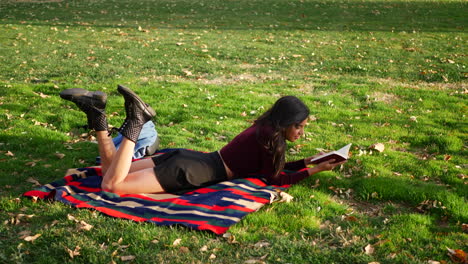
[285,119,307,142]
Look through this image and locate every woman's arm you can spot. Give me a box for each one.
[273,155,346,186]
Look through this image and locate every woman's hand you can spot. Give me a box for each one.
[304,152,325,166]
[315,159,346,172]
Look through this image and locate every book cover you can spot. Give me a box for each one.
[310,143,352,164]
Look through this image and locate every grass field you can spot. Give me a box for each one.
[0,0,467,263]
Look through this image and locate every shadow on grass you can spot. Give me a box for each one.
[0,133,96,196]
[0,0,465,32]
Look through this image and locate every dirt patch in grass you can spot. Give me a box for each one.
[346,199,415,218]
[237,63,263,70]
[371,91,399,104]
[197,73,287,85]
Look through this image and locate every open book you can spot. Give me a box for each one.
[310,143,352,164]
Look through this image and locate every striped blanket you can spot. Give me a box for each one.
[23,165,289,234]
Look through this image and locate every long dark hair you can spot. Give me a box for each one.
[255,96,310,178]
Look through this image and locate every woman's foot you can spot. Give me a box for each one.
[59,88,108,131]
[117,85,156,142]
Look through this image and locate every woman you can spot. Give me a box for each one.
[60,85,345,194]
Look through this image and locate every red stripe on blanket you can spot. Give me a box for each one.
[66,182,102,192]
[162,199,256,212]
[22,190,50,199]
[82,205,148,222]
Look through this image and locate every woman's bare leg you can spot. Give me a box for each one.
[100,85,158,193]
[101,137,134,190]
[95,131,116,175]
[100,137,165,193]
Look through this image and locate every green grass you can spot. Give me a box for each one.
[0,0,467,263]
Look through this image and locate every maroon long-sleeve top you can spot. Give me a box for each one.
[219,124,309,186]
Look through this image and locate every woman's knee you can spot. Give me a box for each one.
[101,179,122,193]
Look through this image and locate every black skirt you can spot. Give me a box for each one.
[152,149,228,194]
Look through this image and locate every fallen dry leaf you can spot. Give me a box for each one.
[222,232,237,244]
[26,177,41,186]
[462,223,468,232]
[66,246,81,258]
[209,254,216,259]
[18,230,32,239]
[344,215,358,222]
[67,214,78,222]
[447,247,467,263]
[245,260,265,264]
[179,246,190,253]
[24,233,41,242]
[78,220,93,231]
[369,143,385,152]
[120,255,136,261]
[311,179,320,188]
[25,161,36,167]
[364,244,375,255]
[6,151,14,157]
[200,245,208,252]
[172,238,182,246]
[278,191,294,203]
[254,241,270,248]
[55,153,65,159]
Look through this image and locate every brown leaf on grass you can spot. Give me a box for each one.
[364,244,375,255]
[172,238,182,246]
[67,214,77,222]
[26,177,41,186]
[443,154,452,161]
[447,248,467,263]
[66,246,81,258]
[55,153,65,159]
[6,151,14,157]
[245,260,265,264]
[369,143,385,152]
[344,215,358,222]
[138,26,149,33]
[278,191,294,203]
[24,233,41,242]
[78,220,93,231]
[462,223,468,232]
[120,255,136,261]
[311,179,320,188]
[200,245,208,252]
[254,241,271,248]
[18,230,31,239]
[222,232,238,244]
[179,246,190,253]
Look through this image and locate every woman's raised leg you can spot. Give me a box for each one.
[100,85,159,193]
[101,137,165,193]
[95,131,116,175]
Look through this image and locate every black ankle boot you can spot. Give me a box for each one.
[117,85,156,142]
[59,88,108,131]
